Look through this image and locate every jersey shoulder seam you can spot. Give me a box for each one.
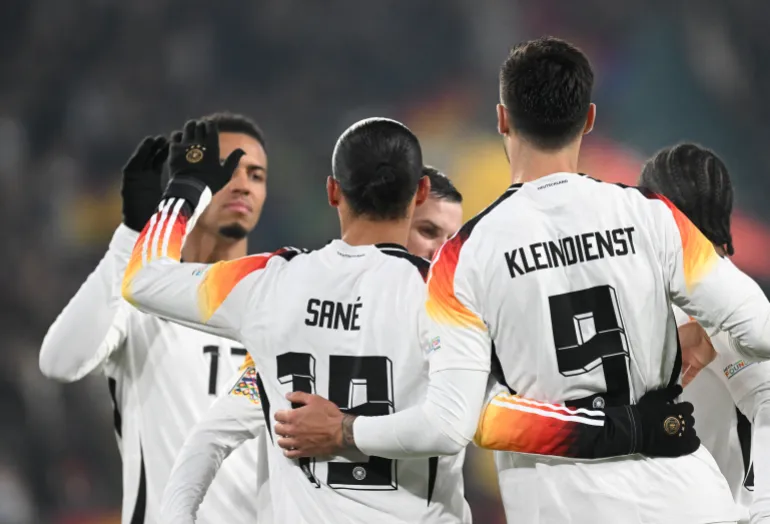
[379,249,430,282]
[455,184,522,242]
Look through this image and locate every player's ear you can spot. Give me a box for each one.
[497,104,509,135]
[415,175,430,207]
[583,103,596,136]
[327,176,341,208]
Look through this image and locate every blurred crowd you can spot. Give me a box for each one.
[2,1,770,522]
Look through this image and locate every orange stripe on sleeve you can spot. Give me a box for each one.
[475,393,596,456]
[650,193,718,290]
[425,233,486,330]
[122,208,189,304]
[197,249,293,322]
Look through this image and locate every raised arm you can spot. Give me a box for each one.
[651,193,770,360]
[121,120,285,340]
[40,136,168,381]
[161,355,264,524]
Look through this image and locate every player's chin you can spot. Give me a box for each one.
[218,221,251,240]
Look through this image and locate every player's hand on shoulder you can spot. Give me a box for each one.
[634,384,700,457]
[121,135,169,231]
[165,119,245,198]
[274,392,355,458]
[679,320,716,387]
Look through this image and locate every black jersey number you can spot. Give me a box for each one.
[276,352,397,491]
[548,285,631,408]
[203,346,248,396]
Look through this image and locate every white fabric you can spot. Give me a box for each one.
[39,225,260,523]
[126,227,472,523]
[422,174,766,523]
[677,307,770,524]
[161,366,268,524]
[354,369,487,458]
[40,224,137,381]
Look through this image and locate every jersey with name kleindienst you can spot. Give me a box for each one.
[426,172,743,523]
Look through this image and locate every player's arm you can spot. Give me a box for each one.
[160,355,264,524]
[39,136,168,381]
[704,345,770,523]
[476,385,696,458]
[121,121,284,340]
[653,193,770,361]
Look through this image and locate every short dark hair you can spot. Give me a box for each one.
[422,166,462,203]
[202,111,266,150]
[639,143,734,255]
[332,118,423,220]
[500,36,594,150]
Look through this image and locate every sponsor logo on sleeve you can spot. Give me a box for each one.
[724,360,754,380]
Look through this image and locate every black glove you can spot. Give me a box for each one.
[164,120,245,207]
[121,136,169,232]
[632,384,699,457]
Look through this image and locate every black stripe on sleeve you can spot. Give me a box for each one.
[427,456,438,505]
[107,378,122,438]
[736,407,755,490]
[130,447,147,524]
[256,373,273,443]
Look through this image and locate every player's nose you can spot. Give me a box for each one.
[226,168,251,194]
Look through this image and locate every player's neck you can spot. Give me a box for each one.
[340,218,411,248]
[181,227,248,263]
[508,142,581,186]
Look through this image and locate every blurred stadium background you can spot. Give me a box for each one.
[3,1,770,522]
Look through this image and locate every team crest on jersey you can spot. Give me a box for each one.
[230,366,260,405]
[724,360,753,380]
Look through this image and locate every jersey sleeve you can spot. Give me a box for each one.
[160,359,264,523]
[121,194,295,340]
[354,368,489,459]
[424,232,493,373]
[39,225,135,381]
[652,194,770,361]
[476,390,646,458]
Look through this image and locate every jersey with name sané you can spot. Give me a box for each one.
[429,172,745,523]
[122,215,471,523]
[40,224,260,524]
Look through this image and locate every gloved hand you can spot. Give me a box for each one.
[164,120,244,205]
[121,135,168,232]
[633,384,699,457]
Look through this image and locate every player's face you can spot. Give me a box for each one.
[407,195,463,260]
[197,132,267,240]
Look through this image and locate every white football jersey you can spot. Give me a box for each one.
[423,172,770,523]
[40,225,260,523]
[122,199,471,524]
[675,306,770,523]
[103,308,259,523]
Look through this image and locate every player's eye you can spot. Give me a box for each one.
[419,226,439,239]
